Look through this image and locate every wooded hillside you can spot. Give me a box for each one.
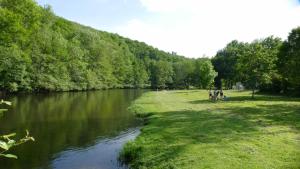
[0,0,217,92]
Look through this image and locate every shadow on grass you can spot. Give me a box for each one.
[171,90,201,94]
[189,99,215,104]
[190,95,300,104]
[124,103,300,168]
[164,103,300,144]
[227,95,300,102]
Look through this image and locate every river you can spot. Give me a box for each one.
[0,89,146,169]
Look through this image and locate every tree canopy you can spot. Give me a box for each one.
[212,32,300,96]
[0,0,216,92]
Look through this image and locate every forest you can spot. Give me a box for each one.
[0,0,216,92]
[0,0,299,95]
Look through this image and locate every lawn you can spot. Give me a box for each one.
[120,90,300,169]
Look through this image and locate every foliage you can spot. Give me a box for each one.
[0,45,30,92]
[150,61,174,89]
[212,36,287,97]
[278,27,300,94]
[212,40,246,89]
[132,60,149,88]
[193,59,217,89]
[0,131,35,159]
[0,0,215,92]
[0,100,34,159]
[236,37,282,98]
[172,60,195,89]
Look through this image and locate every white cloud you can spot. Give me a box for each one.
[113,0,300,58]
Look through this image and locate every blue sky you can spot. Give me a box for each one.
[36,0,149,30]
[36,0,300,58]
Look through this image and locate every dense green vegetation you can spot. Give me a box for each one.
[0,0,216,92]
[120,90,300,169]
[212,32,300,96]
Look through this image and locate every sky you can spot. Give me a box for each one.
[36,0,300,58]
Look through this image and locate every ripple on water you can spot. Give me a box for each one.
[50,128,140,169]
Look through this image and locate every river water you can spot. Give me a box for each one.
[0,89,146,169]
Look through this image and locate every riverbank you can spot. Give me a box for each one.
[120,90,300,169]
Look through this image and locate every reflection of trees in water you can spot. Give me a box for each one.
[0,89,145,169]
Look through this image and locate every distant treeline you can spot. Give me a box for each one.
[212,28,300,95]
[0,0,216,92]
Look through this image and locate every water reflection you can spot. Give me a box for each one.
[51,129,140,169]
[0,89,145,169]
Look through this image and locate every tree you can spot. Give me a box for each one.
[237,38,280,98]
[193,59,217,89]
[0,8,25,46]
[0,45,31,92]
[258,36,282,93]
[212,40,245,89]
[151,61,174,89]
[0,0,225,92]
[278,27,300,93]
[172,60,195,89]
[132,60,149,88]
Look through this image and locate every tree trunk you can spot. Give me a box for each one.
[252,88,255,99]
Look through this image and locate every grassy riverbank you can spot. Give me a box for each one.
[120,90,300,169]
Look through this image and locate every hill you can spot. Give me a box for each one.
[0,0,216,92]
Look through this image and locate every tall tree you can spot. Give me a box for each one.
[172,60,195,89]
[278,27,300,93]
[237,38,280,98]
[132,60,149,88]
[151,61,174,89]
[193,59,217,89]
[212,40,246,89]
[0,45,30,92]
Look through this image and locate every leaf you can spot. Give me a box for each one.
[0,154,18,159]
[7,140,16,149]
[2,133,16,140]
[0,100,12,106]
[0,141,9,150]
[3,101,12,106]
[29,137,35,142]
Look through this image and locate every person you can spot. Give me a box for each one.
[220,89,224,99]
[216,90,220,100]
[209,90,213,100]
[212,89,216,101]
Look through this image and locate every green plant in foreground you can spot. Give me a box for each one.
[0,100,34,159]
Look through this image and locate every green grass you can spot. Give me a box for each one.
[120,90,300,169]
